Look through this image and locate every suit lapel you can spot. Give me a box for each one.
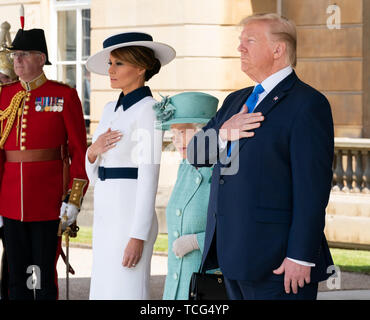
[253,70,298,116]
[224,87,253,122]
[217,87,253,166]
[228,71,299,163]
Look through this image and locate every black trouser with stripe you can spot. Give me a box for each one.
[2,218,60,300]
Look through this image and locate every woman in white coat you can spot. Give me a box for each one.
[85,32,175,300]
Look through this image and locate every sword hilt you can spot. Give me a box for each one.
[59,216,79,301]
[68,222,79,238]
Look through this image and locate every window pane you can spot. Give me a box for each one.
[57,10,76,61]
[57,64,76,89]
[82,9,91,61]
[82,64,90,131]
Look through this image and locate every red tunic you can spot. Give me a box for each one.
[0,74,88,222]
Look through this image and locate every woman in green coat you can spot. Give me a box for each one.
[154,92,218,300]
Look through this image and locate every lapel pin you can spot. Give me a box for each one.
[273,96,279,101]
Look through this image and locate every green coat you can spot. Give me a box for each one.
[163,159,215,300]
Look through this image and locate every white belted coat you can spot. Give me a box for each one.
[86,89,162,300]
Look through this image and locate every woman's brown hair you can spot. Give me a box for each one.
[111,46,161,81]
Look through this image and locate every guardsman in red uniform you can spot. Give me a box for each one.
[0,28,88,300]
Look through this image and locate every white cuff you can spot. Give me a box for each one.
[85,147,100,185]
[287,257,315,267]
[218,134,228,151]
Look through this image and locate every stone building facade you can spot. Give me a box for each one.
[0,0,369,247]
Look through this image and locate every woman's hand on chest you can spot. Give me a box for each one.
[87,128,123,163]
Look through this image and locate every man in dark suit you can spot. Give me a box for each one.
[187,13,335,300]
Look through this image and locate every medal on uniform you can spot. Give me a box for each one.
[35,97,42,112]
[51,97,56,112]
[57,98,64,112]
[44,97,50,112]
[35,97,64,112]
[50,97,54,112]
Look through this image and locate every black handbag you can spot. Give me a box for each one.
[189,271,228,300]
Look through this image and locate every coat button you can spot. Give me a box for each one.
[22,118,27,123]
[22,124,27,129]
[219,178,224,185]
[21,146,26,151]
[195,177,201,184]
[176,209,182,217]
[173,231,180,238]
[173,273,178,280]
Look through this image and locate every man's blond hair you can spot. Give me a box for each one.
[240,13,297,67]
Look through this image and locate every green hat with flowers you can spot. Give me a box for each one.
[153,91,218,130]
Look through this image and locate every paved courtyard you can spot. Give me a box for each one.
[1,244,370,300]
[56,246,370,300]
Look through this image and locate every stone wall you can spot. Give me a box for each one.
[1,0,367,138]
[89,0,276,132]
[282,0,369,138]
[326,193,370,249]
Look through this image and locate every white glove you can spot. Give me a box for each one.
[172,234,199,258]
[0,216,3,228]
[59,202,79,230]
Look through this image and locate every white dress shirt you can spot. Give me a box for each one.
[218,65,315,267]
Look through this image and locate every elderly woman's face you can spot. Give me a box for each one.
[108,53,145,94]
[171,123,198,160]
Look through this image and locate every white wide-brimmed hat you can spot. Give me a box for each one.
[86,32,176,75]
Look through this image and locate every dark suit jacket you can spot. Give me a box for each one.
[188,71,335,283]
